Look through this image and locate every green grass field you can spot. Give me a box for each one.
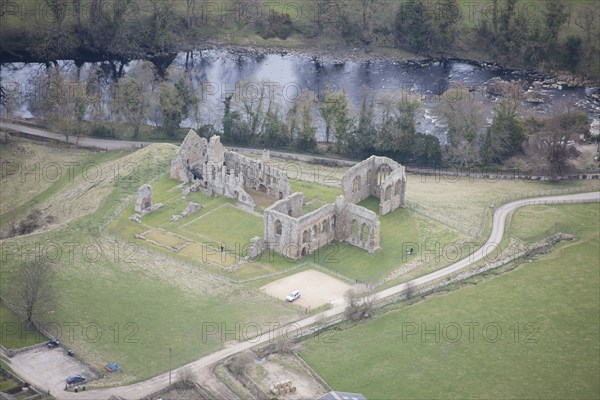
[309,196,472,284]
[0,142,301,385]
[0,304,46,350]
[299,202,600,399]
[182,204,264,247]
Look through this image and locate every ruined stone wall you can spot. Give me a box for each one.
[224,151,291,200]
[341,157,375,204]
[170,130,208,183]
[264,203,338,260]
[267,192,304,217]
[208,135,225,164]
[170,131,399,260]
[295,204,337,257]
[171,131,291,208]
[264,209,299,259]
[335,196,380,253]
[341,155,406,215]
[379,168,407,215]
[264,194,381,260]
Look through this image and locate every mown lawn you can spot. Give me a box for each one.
[182,204,264,247]
[299,203,600,399]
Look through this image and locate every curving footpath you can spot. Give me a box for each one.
[10,192,591,399]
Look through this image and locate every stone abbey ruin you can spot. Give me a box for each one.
[170,130,407,259]
[170,130,291,208]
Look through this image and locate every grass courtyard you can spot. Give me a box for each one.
[299,203,600,399]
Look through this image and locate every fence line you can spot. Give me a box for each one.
[407,166,600,181]
[408,184,599,239]
[291,351,334,392]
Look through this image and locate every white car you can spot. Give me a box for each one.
[285,290,300,302]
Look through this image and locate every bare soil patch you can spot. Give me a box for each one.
[260,269,352,309]
[248,353,328,400]
[246,188,278,208]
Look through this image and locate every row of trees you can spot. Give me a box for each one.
[2,1,598,79]
[5,61,590,172]
[16,62,197,139]
[392,0,599,75]
[221,85,443,166]
[439,87,591,176]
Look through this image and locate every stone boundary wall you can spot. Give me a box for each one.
[0,368,43,400]
[238,372,269,400]
[232,145,600,181]
[407,167,600,181]
[0,296,105,380]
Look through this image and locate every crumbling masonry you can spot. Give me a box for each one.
[171,130,291,208]
[171,131,407,260]
[341,156,407,215]
[264,193,381,259]
[263,157,407,259]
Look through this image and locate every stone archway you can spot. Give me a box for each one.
[360,223,368,242]
[351,220,359,239]
[376,164,392,186]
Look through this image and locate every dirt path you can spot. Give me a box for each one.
[196,366,239,400]
[0,121,154,151]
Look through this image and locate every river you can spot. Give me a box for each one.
[1,48,599,141]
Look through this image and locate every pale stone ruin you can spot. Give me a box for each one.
[171,130,407,260]
[170,201,202,222]
[131,184,163,222]
[341,155,406,215]
[247,236,264,259]
[171,130,291,208]
[263,156,406,259]
[264,193,381,259]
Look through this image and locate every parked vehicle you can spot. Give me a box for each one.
[47,340,60,349]
[286,290,300,302]
[66,374,86,385]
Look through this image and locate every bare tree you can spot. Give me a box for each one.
[524,99,587,180]
[10,261,57,326]
[404,280,416,300]
[227,352,253,378]
[574,4,599,75]
[274,332,293,354]
[177,366,196,388]
[344,288,376,322]
[438,89,487,168]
